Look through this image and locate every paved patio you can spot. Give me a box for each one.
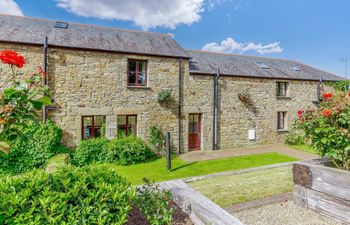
[180,144,317,162]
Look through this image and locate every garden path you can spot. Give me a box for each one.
[180,144,316,162]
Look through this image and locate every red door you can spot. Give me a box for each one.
[188,114,201,151]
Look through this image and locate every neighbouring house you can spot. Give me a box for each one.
[0,14,344,152]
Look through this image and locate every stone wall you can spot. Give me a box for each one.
[183,74,319,150]
[0,42,185,148]
[0,42,323,152]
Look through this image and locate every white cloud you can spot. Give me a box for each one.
[0,0,23,16]
[56,0,204,30]
[242,42,283,54]
[202,37,283,55]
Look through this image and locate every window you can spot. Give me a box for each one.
[117,115,137,136]
[82,116,105,139]
[291,66,301,71]
[276,82,288,97]
[128,60,147,86]
[254,62,270,69]
[277,112,287,130]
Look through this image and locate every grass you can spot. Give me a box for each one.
[287,144,317,154]
[99,152,297,185]
[189,166,293,207]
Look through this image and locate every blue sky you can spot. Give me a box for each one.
[2,0,350,77]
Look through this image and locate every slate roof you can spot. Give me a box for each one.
[0,14,189,58]
[188,50,344,81]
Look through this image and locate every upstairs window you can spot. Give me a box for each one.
[82,116,105,139]
[128,60,147,86]
[117,115,137,136]
[276,82,288,97]
[277,112,287,130]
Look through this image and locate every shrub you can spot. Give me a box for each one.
[295,91,350,170]
[0,50,52,153]
[157,90,172,104]
[70,138,109,166]
[0,121,66,174]
[108,136,154,165]
[135,178,173,225]
[285,130,305,145]
[0,166,134,224]
[149,126,166,155]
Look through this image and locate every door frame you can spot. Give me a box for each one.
[188,113,202,151]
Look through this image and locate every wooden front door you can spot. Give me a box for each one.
[188,113,201,151]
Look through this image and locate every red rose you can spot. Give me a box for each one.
[0,50,25,68]
[322,92,332,99]
[322,109,332,117]
[297,110,304,117]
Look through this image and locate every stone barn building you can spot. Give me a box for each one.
[0,15,343,152]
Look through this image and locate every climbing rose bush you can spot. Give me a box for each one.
[295,91,350,170]
[0,50,51,153]
[0,50,25,68]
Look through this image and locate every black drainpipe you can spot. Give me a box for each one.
[42,36,48,124]
[317,76,323,106]
[213,67,220,150]
[178,57,183,154]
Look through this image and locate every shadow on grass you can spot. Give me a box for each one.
[170,162,198,172]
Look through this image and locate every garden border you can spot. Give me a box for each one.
[160,179,244,225]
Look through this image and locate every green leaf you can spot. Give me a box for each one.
[33,96,51,106]
[0,141,10,154]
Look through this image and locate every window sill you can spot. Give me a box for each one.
[127,86,152,89]
[277,129,289,132]
[276,96,291,100]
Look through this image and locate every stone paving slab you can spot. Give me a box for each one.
[180,144,316,162]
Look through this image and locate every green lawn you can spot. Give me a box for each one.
[98,152,297,185]
[287,144,317,154]
[189,166,293,207]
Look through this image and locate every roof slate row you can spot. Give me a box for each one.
[0,14,344,81]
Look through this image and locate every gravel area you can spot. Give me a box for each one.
[233,200,342,225]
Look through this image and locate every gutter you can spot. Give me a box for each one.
[0,40,190,60]
[42,36,48,124]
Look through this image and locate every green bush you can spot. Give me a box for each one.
[70,138,109,166]
[285,130,305,145]
[0,121,66,174]
[135,179,173,225]
[0,166,134,224]
[108,136,154,165]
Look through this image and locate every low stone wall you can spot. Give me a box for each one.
[293,159,350,224]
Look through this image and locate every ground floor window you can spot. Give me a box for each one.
[117,115,137,136]
[277,111,287,130]
[82,115,105,139]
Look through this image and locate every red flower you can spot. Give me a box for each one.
[0,50,25,68]
[348,92,350,97]
[297,110,304,118]
[322,109,332,117]
[322,92,333,99]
